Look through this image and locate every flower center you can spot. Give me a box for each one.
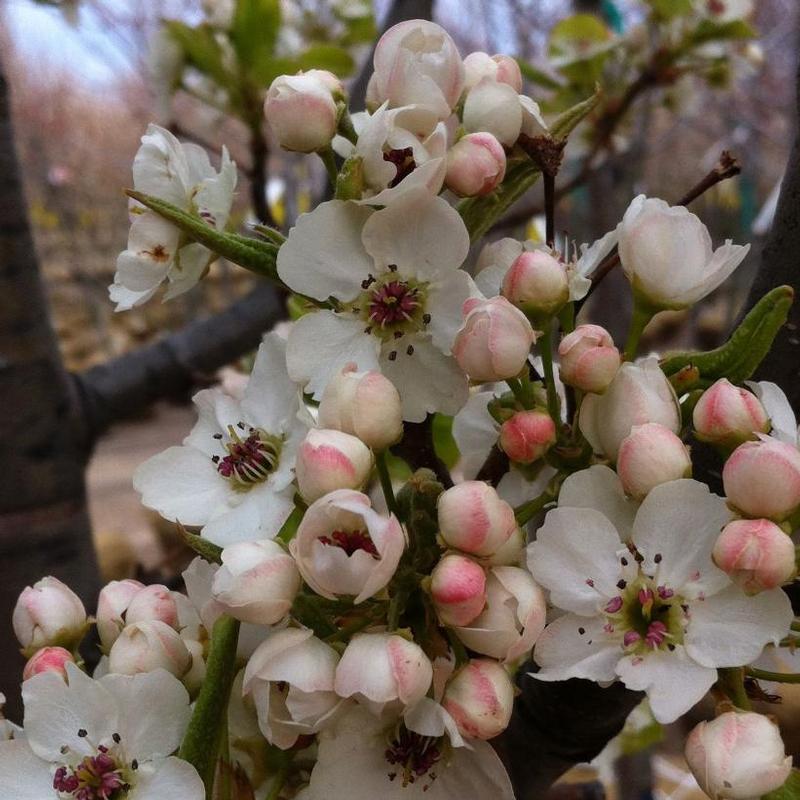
[383,147,416,188]
[369,280,421,327]
[385,726,441,789]
[319,529,379,558]
[706,0,727,14]
[54,735,132,800]
[211,424,282,491]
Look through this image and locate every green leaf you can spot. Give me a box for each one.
[296,43,355,76]
[432,415,459,470]
[516,58,563,91]
[548,14,610,55]
[763,770,800,800]
[231,0,281,75]
[165,20,232,88]
[177,523,223,564]
[126,190,279,280]
[339,13,378,46]
[689,18,757,46]
[660,286,794,384]
[179,615,241,794]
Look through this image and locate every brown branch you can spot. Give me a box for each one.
[390,416,453,488]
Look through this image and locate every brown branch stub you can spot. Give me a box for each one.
[518,134,567,178]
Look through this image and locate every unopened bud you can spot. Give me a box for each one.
[502,250,569,319]
[108,620,191,678]
[463,51,522,92]
[431,554,487,626]
[499,409,556,464]
[12,577,87,654]
[23,646,75,681]
[693,378,770,449]
[296,428,374,503]
[617,423,692,499]
[463,78,522,146]
[558,324,621,394]
[445,132,506,197]
[442,659,514,740]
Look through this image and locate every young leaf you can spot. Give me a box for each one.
[165,21,233,89]
[296,44,355,76]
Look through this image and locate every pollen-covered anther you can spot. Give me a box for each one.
[318,528,379,558]
[385,726,441,788]
[214,425,281,489]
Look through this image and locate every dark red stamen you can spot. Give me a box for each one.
[385,728,441,784]
[368,281,420,327]
[216,432,278,485]
[318,529,379,558]
[383,147,416,188]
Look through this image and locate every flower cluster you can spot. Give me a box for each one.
[7,7,796,800]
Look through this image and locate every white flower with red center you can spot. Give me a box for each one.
[527,472,793,723]
[110,124,237,310]
[277,188,474,421]
[134,334,307,546]
[296,705,515,799]
[0,663,203,800]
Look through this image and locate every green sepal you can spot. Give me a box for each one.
[396,469,444,575]
[252,224,286,244]
[126,190,279,280]
[275,504,305,545]
[179,615,241,795]
[660,286,794,384]
[762,769,800,799]
[335,155,365,200]
[177,522,223,564]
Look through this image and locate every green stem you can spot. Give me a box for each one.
[624,304,654,361]
[375,450,399,517]
[746,667,800,684]
[538,326,561,424]
[717,667,751,709]
[514,486,558,526]
[265,761,290,800]
[792,620,800,632]
[506,377,530,409]
[318,146,339,187]
[337,107,359,144]
[178,616,241,795]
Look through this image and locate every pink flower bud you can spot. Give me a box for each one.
[442,659,514,740]
[12,577,87,653]
[693,378,770,448]
[211,539,301,624]
[723,437,800,521]
[453,297,536,382]
[685,711,792,800]
[335,633,433,712]
[318,364,403,451]
[558,324,621,393]
[296,428,374,503]
[125,584,180,629]
[108,620,191,678]
[463,52,522,92]
[438,481,517,556]
[501,250,569,318]
[445,132,506,197]
[22,646,75,681]
[499,409,557,464]
[264,72,338,153]
[617,423,692,499]
[713,519,795,594]
[431,554,487,626]
[463,78,523,146]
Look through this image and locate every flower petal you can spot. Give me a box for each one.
[0,740,53,800]
[748,380,798,446]
[427,270,477,355]
[452,391,499,479]
[201,484,296,546]
[131,756,205,800]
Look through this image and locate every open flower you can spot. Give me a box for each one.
[527,476,792,723]
[110,124,236,310]
[134,334,307,546]
[278,188,473,421]
[290,489,405,603]
[0,664,203,800]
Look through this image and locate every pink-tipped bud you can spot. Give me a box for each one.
[442,659,514,740]
[108,620,191,678]
[723,437,800,521]
[438,481,517,557]
[295,428,374,504]
[685,712,792,800]
[12,577,87,654]
[22,646,75,681]
[212,539,301,625]
[453,297,536,382]
[502,250,569,318]
[445,132,506,197]
[431,554,487,626]
[264,72,339,153]
[617,423,692,499]
[463,51,522,92]
[713,519,795,594]
[124,584,180,629]
[693,378,770,448]
[558,324,621,394]
[318,364,403,451]
[499,409,557,464]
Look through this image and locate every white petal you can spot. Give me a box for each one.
[558,466,638,541]
[631,480,731,597]
[201,484,296,546]
[131,756,205,800]
[380,337,468,422]
[99,669,191,760]
[748,381,798,446]
[163,242,212,300]
[615,648,717,724]
[474,262,507,298]
[286,311,380,400]
[183,388,243,457]
[426,270,477,355]
[193,145,236,231]
[533,614,620,682]
[528,507,623,615]
[134,125,192,204]
[452,391,499,479]
[360,156,447,207]
[0,740,53,800]
[575,225,620,280]
[24,663,117,761]
[497,464,558,507]
[361,188,469,281]
[669,242,750,307]
[277,201,375,301]
[404,697,464,747]
[685,585,792,668]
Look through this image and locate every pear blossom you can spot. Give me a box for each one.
[290,489,405,603]
[499,409,557,464]
[502,249,569,319]
[108,620,192,679]
[110,124,236,310]
[296,705,515,799]
[13,577,87,654]
[616,423,692,499]
[23,647,75,681]
[243,628,342,749]
[277,188,473,421]
[134,334,307,546]
[445,132,506,197]
[527,476,792,723]
[463,51,522,91]
[97,580,148,651]
[579,357,681,461]
[558,324,621,394]
[693,378,770,448]
[431,553,487,626]
[295,429,374,503]
[615,195,750,310]
[463,78,523,146]
[0,664,203,800]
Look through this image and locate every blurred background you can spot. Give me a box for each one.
[1,0,798,797]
